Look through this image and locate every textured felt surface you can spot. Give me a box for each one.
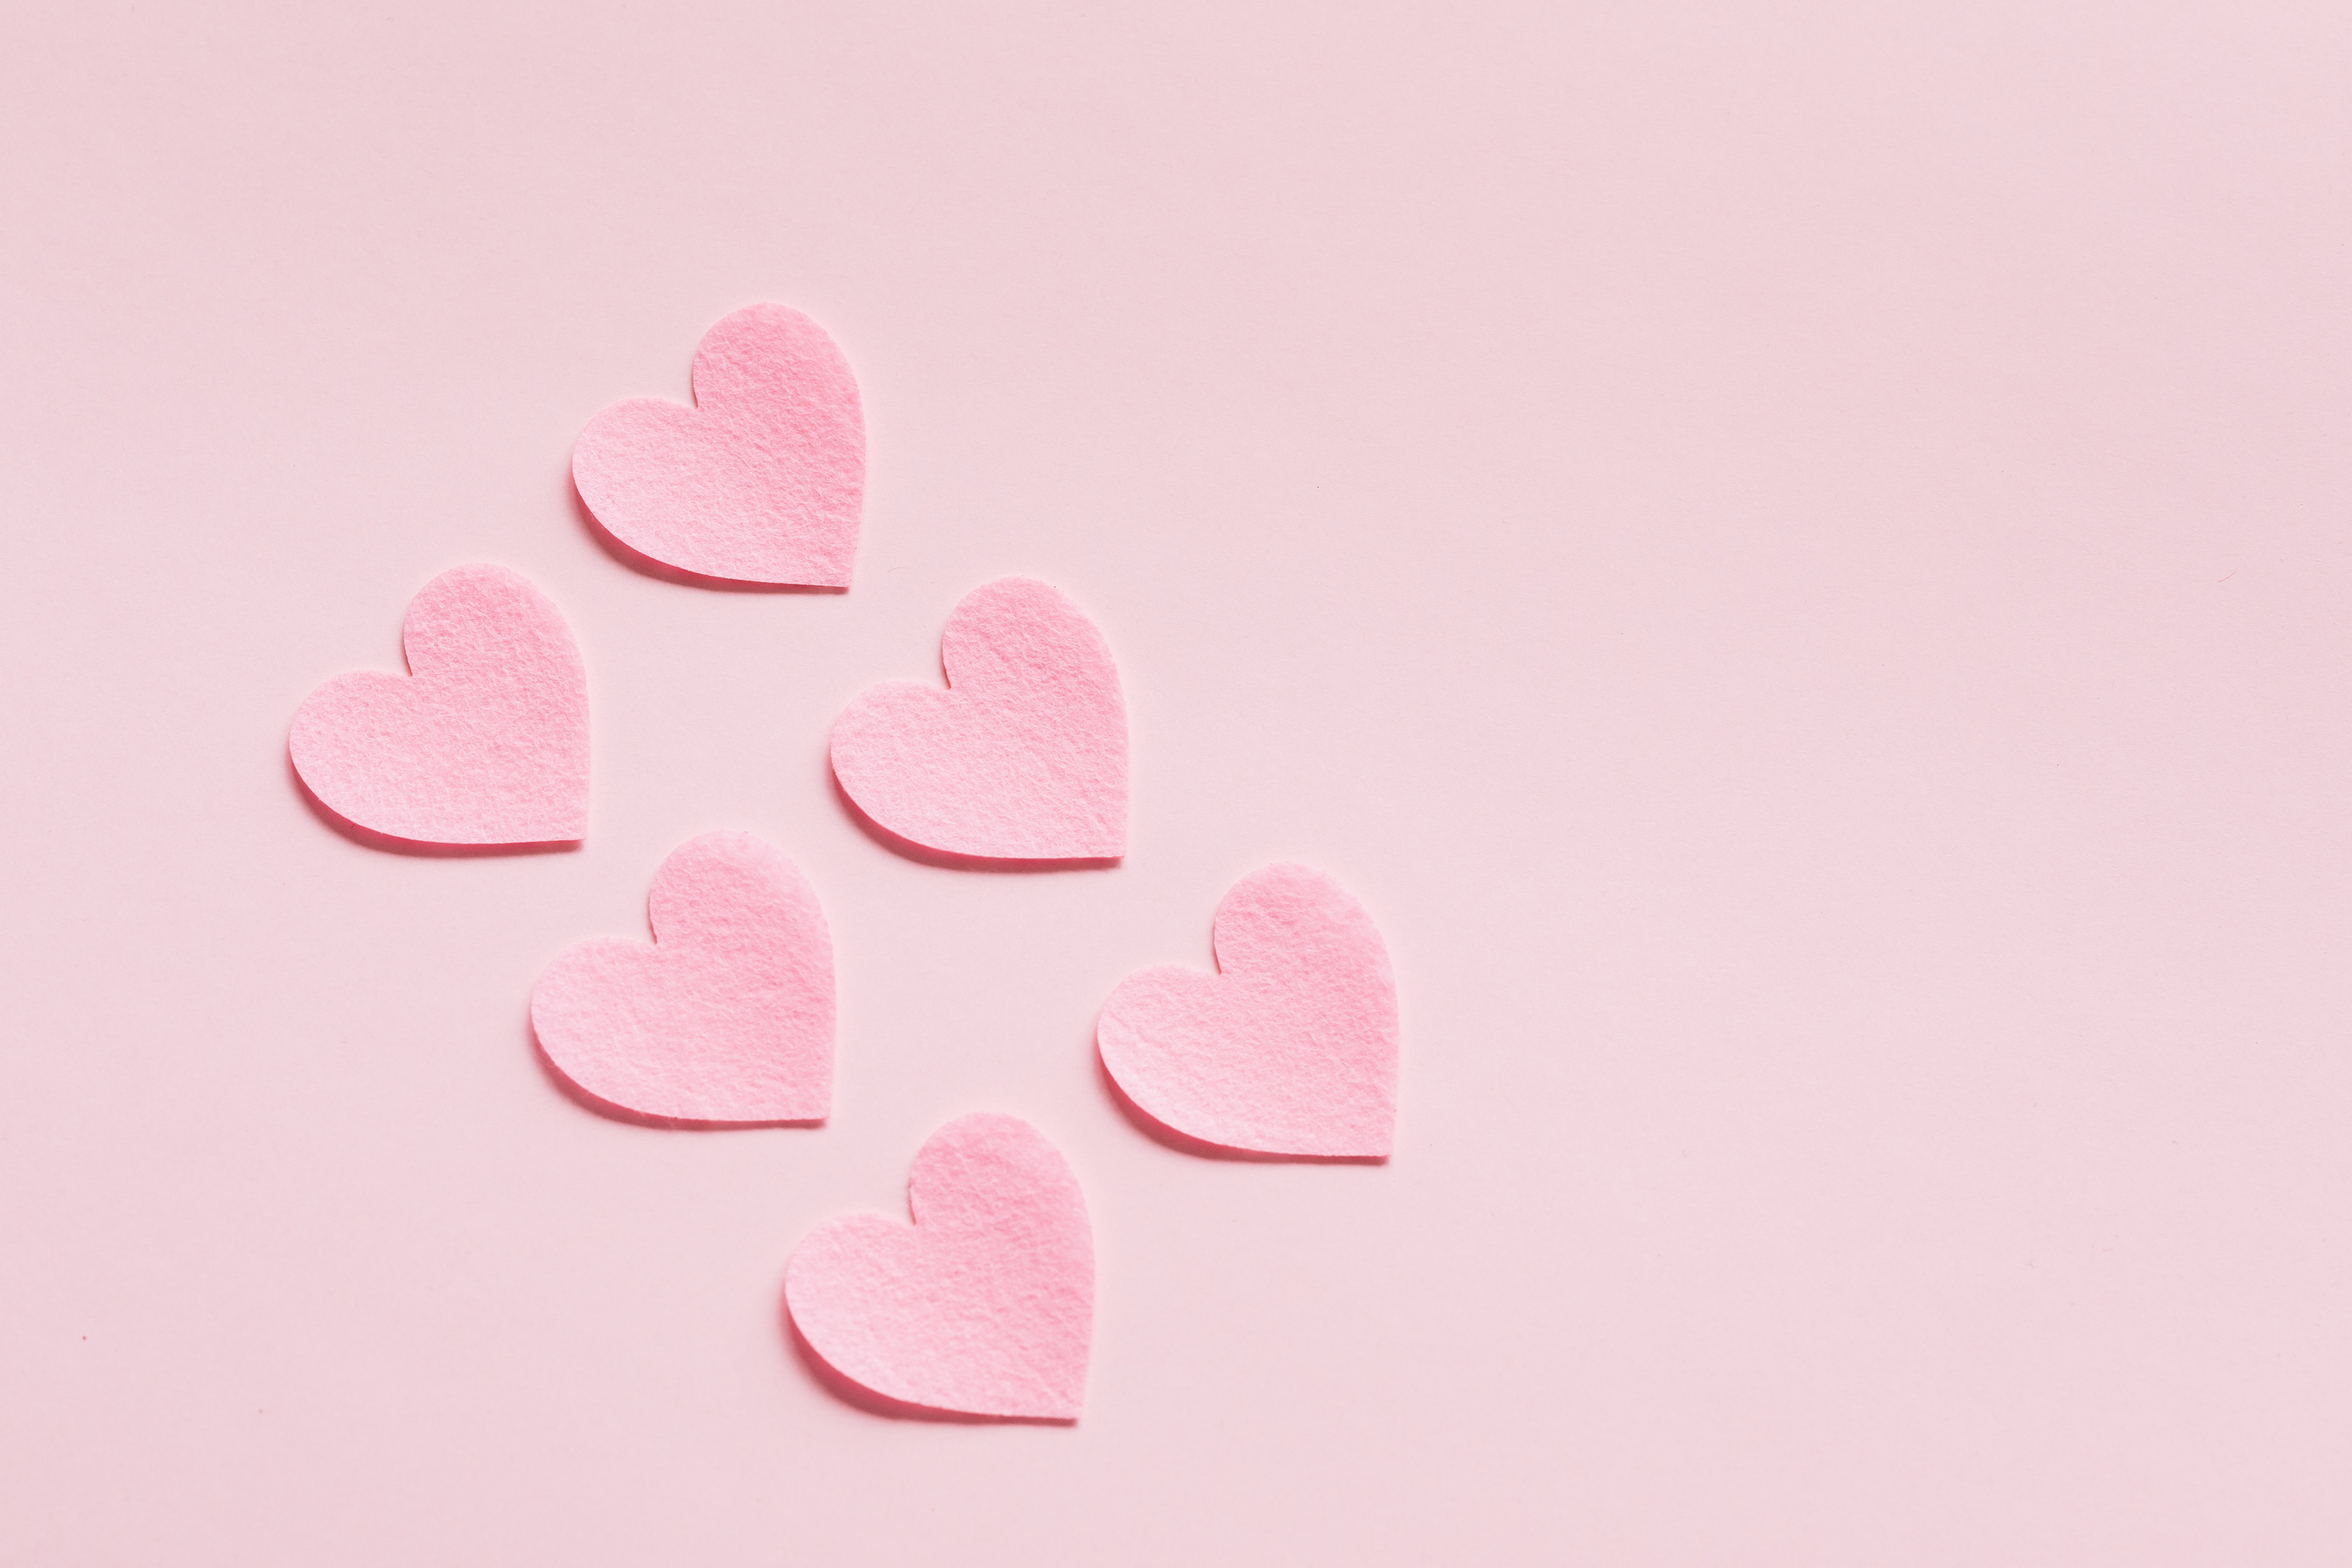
[785,1114,1094,1420]
[288,564,589,846]
[530,831,834,1124]
[829,577,1127,861]
[571,304,864,587]
[1097,864,1398,1158]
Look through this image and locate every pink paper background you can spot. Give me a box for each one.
[3,4,2348,1563]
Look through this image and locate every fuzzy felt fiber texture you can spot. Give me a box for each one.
[785,1113,1095,1420]
[1097,864,1398,1158]
[530,831,834,1124]
[289,563,589,846]
[571,304,864,587]
[830,577,1127,861]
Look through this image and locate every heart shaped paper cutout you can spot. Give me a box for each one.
[1097,864,1398,1158]
[786,1113,1094,1420]
[531,831,834,1124]
[829,578,1127,862]
[289,564,589,846]
[571,304,864,587]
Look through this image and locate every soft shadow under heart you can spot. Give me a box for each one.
[287,752,580,858]
[525,1016,823,1132]
[828,766,1122,874]
[1093,1045,1390,1166]
[780,1303,1074,1426]
[567,477,847,595]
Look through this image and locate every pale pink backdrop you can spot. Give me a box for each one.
[3,3,2348,1563]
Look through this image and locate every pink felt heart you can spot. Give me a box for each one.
[1097,864,1398,1158]
[530,831,834,1124]
[571,304,864,587]
[289,564,589,846]
[829,577,1127,862]
[786,1113,1094,1420]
